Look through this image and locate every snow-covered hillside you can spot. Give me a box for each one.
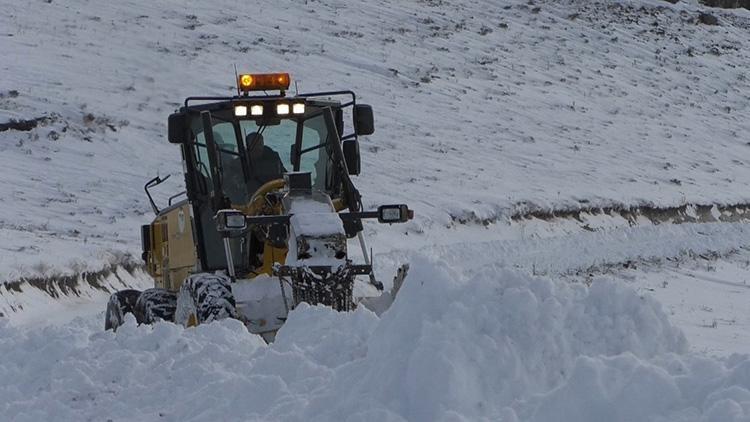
[3,0,750,420]
[2,0,750,279]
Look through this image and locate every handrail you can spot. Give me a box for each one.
[168,191,187,206]
[144,174,171,215]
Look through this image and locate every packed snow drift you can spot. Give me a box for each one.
[2,0,750,279]
[4,259,749,421]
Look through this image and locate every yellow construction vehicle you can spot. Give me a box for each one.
[105,73,412,341]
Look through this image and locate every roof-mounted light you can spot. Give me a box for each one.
[276,103,290,115]
[292,103,305,115]
[237,72,291,93]
[234,105,248,117]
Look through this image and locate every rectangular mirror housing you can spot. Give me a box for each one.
[342,140,361,175]
[168,112,187,144]
[140,225,151,263]
[335,108,345,137]
[353,104,374,136]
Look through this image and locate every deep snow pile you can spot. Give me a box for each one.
[2,258,748,421]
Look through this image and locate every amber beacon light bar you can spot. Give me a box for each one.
[238,73,291,92]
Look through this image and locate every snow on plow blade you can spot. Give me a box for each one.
[232,262,410,342]
[358,263,410,316]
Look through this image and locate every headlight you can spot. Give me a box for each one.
[380,207,402,222]
[226,214,246,229]
[215,210,247,232]
[276,103,290,115]
[377,204,411,224]
[250,105,264,116]
[234,105,247,117]
[276,103,289,116]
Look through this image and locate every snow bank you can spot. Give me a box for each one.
[525,352,750,422]
[3,0,750,277]
[0,266,151,325]
[311,257,687,421]
[3,257,747,421]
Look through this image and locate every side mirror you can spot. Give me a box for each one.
[215,209,247,232]
[342,140,361,175]
[140,225,151,263]
[168,112,187,144]
[377,204,413,224]
[353,104,374,136]
[335,108,345,137]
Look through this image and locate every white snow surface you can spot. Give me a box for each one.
[3,0,750,420]
[2,0,750,279]
[3,258,750,421]
[0,267,151,327]
[289,195,345,238]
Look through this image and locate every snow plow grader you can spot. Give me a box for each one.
[106,73,413,341]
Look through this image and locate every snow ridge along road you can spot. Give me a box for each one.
[1,0,750,278]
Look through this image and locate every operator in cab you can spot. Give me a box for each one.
[245,132,286,194]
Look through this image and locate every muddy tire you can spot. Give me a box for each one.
[105,289,142,331]
[133,288,177,324]
[175,273,237,326]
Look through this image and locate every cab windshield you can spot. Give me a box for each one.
[188,107,335,272]
[191,112,331,204]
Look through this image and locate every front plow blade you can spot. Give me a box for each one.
[359,263,409,316]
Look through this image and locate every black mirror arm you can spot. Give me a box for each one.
[144,174,172,215]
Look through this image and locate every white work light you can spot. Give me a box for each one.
[234,105,248,117]
[292,103,305,114]
[250,105,264,116]
[276,103,290,115]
